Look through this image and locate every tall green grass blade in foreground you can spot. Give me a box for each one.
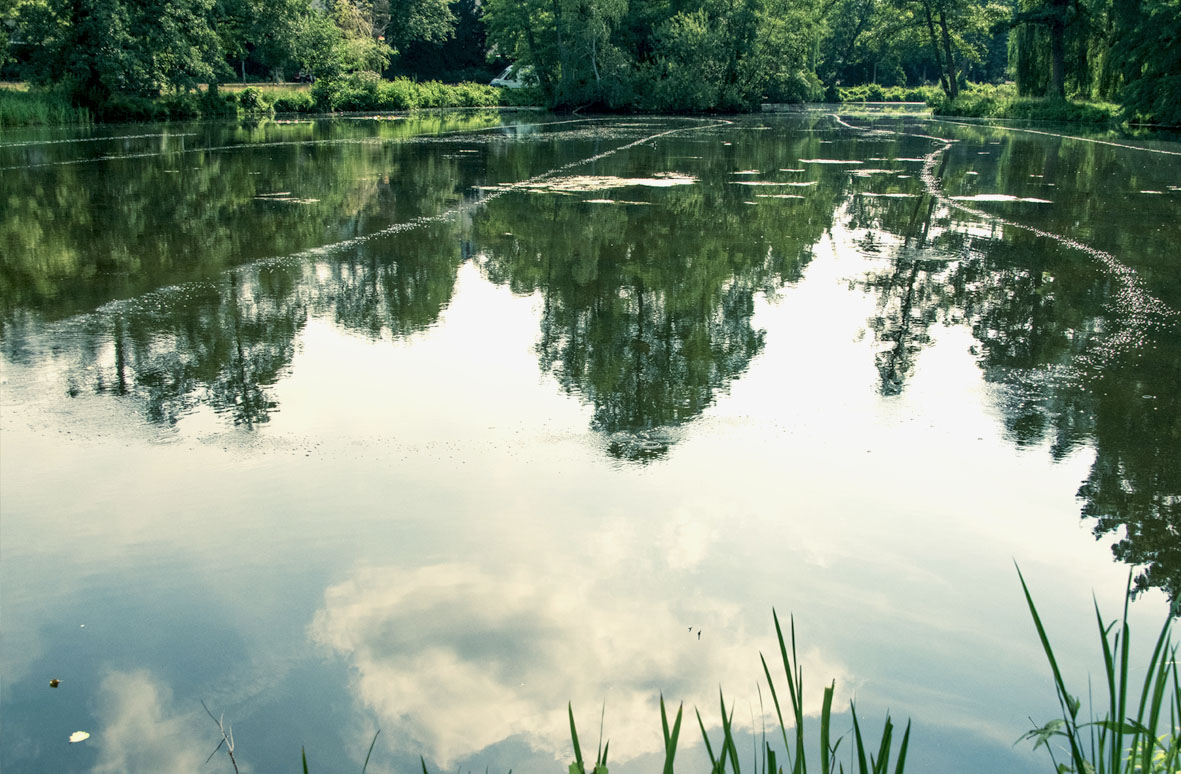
[696,689,742,774]
[568,702,609,774]
[697,707,720,771]
[758,609,905,774]
[361,729,380,773]
[820,681,836,774]
[1018,564,1179,774]
[660,693,685,774]
[570,702,585,774]
[720,691,740,774]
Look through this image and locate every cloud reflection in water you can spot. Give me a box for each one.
[310,562,851,768]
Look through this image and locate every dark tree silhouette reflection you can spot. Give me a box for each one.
[476,131,848,460]
[850,144,1181,611]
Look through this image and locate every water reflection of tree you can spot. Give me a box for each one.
[39,227,471,430]
[476,138,848,460]
[0,113,500,324]
[65,266,308,428]
[316,225,467,339]
[850,147,1181,610]
[1079,354,1181,611]
[1,115,506,428]
[850,182,956,396]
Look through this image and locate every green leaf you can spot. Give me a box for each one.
[361,729,380,774]
[570,702,585,774]
[1017,718,1066,751]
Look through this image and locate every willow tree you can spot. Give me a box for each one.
[1111,0,1181,123]
[1008,0,1099,98]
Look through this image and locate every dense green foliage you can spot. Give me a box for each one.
[837,84,941,101]
[475,0,1175,120]
[0,0,1176,122]
[1007,0,1181,123]
[0,78,504,122]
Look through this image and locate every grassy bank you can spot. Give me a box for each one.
[0,75,524,126]
[0,87,92,128]
[931,82,1123,123]
[4,77,1136,128]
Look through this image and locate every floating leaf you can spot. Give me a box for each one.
[69,731,90,743]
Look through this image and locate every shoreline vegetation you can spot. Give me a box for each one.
[0,78,1134,130]
[2,0,1175,130]
[0,76,513,127]
[928,82,1124,124]
[242,572,1178,774]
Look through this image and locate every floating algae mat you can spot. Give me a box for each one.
[731,180,817,187]
[950,194,1052,203]
[508,172,697,193]
[583,198,653,205]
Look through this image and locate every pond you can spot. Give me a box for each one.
[1,108,1179,774]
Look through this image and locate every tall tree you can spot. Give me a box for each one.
[385,0,456,51]
[20,0,223,104]
[1112,0,1181,124]
[1010,0,1082,98]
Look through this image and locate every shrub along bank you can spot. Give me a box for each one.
[0,75,515,127]
[835,84,941,103]
[930,82,1124,124]
[0,87,91,128]
[0,77,1139,130]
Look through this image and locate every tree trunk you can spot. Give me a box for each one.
[1049,21,1066,98]
[524,24,555,101]
[551,0,568,101]
[591,34,600,87]
[921,1,952,97]
[938,10,958,99]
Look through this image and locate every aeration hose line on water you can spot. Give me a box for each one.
[270,117,734,263]
[833,112,1178,370]
[0,117,715,171]
[66,116,731,312]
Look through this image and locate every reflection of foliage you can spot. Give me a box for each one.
[477,124,850,458]
[64,267,308,428]
[40,229,470,429]
[848,165,957,396]
[1078,337,1181,614]
[851,128,1181,610]
[315,225,466,339]
[0,112,502,324]
[481,198,773,444]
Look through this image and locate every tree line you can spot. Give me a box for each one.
[1,0,1177,122]
[0,0,487,107]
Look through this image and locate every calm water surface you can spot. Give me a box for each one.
[2,108,1179,773]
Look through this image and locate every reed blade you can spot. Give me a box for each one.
[361,729,380,774]
[570,702,585,774]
